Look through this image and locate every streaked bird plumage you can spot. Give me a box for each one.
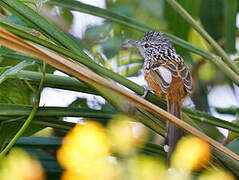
[139,31,193,94]
[124,31,193,160]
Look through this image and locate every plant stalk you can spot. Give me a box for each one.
[0,63,45,158]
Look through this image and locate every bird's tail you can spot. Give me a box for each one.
[166,98,184,160]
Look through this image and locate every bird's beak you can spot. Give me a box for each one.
[122,40,139,49]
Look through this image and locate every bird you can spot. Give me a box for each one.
[124,31,193,160]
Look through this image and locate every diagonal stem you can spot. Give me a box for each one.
[0,62,45,159]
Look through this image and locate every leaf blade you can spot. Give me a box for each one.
[0,60,35,84]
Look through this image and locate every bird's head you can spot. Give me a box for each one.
[123,31,174,61]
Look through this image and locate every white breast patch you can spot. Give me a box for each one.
[158,66,172,84]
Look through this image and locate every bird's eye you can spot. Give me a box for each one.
[144,43,149,48]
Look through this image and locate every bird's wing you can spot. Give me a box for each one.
[176,61,193,93]
[150,59,193,94]
[149,64,172,93]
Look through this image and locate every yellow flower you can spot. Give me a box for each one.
[61,170,88,180]
[57,121,118,180]
[57,121,110,171]
[0,148,45,180]
[198,168,235,180]
[61,161,120,180]
[129,154,166,180]
[107,115,146,155]
[170,136,211,172]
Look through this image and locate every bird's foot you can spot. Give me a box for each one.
[141,85,154,98]
[164,144,169,153]
[164,133,169,152]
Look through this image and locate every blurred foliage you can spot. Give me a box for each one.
[56,118,234,180]
[171,135,211,172]
[0,0,239,179]
[0,148,45,180]
[223,0,237,53]
[198,168,235,180]
[199,0,224,42]
[165,0,201,57]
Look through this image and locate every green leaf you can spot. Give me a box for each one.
[15,136,62,149]
[199,62,216,81]
[92,84,126,112]
[64,32,86,50]
[17,70,98,94]
[223,0,237,53]
[183,108,239,134]
[188,26,211,61]
[215,106,239,115]
[212,147,239,177]
[0,104,115,119]
[1,52,55,73]
[225,118,239,143]
[69,97,88,108]
[0,60,35,84]
[226,137,239,155]
[118,63,142,77]
[34,117,75,130]
[101,101,116,112]
[0,79,32,104]
[165,0,201,57]
[182,113,224,142]
[21,1,37,9]
[0,13,31,33]
[102,36,123,59]
[35,0,49,3]
[61,7,73,29]
[199,0,223,41]
[0,118,44,148]
[47,0,151,32]
[196,121,225,142]
[141,143,166,157]
[8,14,27,26]
[0,46,14,56]
[105,50,143,77]
[84,23,112,42]
[0,0,89,58]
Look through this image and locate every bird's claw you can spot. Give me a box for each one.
[164,145,169,153]
[141,85,154,98]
